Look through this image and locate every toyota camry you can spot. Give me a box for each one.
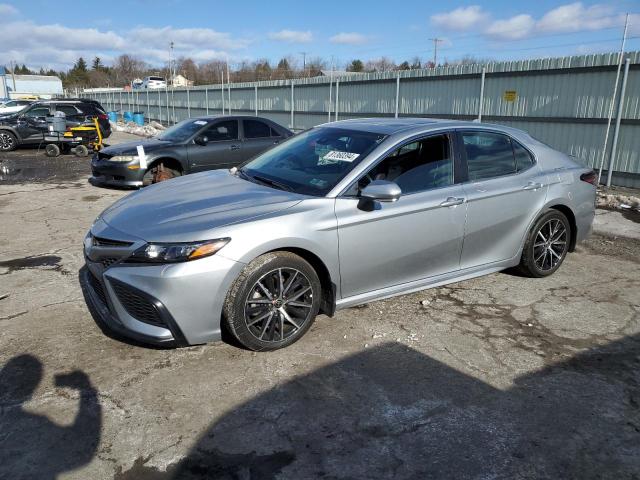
[82,118,596,351]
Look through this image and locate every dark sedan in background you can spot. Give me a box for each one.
[90,115,293,187]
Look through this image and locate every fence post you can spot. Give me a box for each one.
[328,76,333,122]
[478,67,486,122]
[221,84,225,114]
[187,86,191,118]
[165,87,170,123]
[335,79,340,121]
[290,81,294,129]
[158,89,162,124]
[255,84,258,116]
[205,88,209,115]
[146,90,150,124]
[119,91,123,113]
[394,73,400,118]
[606,57,630,187]
[171,88,176,124]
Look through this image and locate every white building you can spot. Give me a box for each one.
[172,74,194,87]
[0,68,63,99]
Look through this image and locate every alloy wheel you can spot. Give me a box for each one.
[0,132,15,151]
[244,268,314,342]
[533,218,568,272]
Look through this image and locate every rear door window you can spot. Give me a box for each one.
[55,105,80,116]
[461,132,516,181]
[513,140,535,172]
[243,119,271,139]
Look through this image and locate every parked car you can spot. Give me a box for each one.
[142,76,167,89]
[0,99,34,115]
[89,115,293,188]
[0,98,111,151]
[82,118,596,351]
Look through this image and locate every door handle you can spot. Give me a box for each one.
[440,197,465,207]
[523,182,544,191]
[230,144,240,150]
[273,140,280,144]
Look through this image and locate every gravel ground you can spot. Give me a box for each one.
[0,143,639,479]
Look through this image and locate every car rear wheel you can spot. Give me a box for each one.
[0,131,17,152]
[223,252,321,351]
[518,210,571,278]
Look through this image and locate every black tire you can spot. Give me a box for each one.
[45,144,60,157]
[0,131,18,152]
[74,145,89,157]
[223,252,321,351]
[142,162,181,186]
[518,210,571,278]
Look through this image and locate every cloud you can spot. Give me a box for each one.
[329,32,369,45]
[431,6,490,31]
[485,14,536,40]
[0,17,250,70]
[268,30,313,43]
[0,3,17,16]
[432,3,631,41]
[537,3,618,33]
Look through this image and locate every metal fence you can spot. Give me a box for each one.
[82,51,640,188]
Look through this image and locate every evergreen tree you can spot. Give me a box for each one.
[347,59,364,72]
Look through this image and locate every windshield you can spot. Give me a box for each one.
[157,119,208,142]
[240,127,387,196]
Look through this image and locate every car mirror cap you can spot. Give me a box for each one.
[360,180,402,202]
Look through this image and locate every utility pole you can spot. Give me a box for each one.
[299,52,307,77]
[10,60,16,93]
[169,41,174,86]
[429,38,443,67]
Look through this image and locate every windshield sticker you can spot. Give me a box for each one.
[193,120,207,125]
[323,150,360,162]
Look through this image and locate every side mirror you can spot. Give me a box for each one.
[195,135,209,146]
[360,180,401,203]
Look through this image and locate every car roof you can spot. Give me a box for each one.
[315,117,527,137]
[190,115,283,123]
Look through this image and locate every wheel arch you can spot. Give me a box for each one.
[547,204,577,252]
[0,126,21,139]
[147,156,185,173]
[265,246,337,317]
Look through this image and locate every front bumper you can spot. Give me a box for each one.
[82,224,245,347]
[90,155,145,188]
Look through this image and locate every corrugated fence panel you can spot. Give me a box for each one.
[81,51,640,184]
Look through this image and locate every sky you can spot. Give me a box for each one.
[0,0,639,71]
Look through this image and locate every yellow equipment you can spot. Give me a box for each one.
[44,117,104,157]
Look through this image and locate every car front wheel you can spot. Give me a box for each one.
[223,252,321,351]
[0,131,17,152]
[518,210,571,277]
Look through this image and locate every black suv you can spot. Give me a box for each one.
[0,98,111,152]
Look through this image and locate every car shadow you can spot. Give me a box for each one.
[0,354,102,479]
[114,333,640,479]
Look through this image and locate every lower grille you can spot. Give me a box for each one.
[100,257,119,269]
[88,272,108,307]
[112,282,164,327]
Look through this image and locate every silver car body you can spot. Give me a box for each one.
[82,119,596,346]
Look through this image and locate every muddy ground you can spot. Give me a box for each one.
[0,139,639,479]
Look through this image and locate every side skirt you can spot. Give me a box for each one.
[335,258,518,310]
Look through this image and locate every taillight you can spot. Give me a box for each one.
[97,114,108,120]
[580,170,597,186]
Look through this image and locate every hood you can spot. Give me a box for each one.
[100,170,303,242]
[101,138,173,155]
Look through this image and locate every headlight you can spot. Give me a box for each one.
[109,155,138,163]
[127,238,230,263]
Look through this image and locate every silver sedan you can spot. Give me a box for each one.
[82,118,596,351]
